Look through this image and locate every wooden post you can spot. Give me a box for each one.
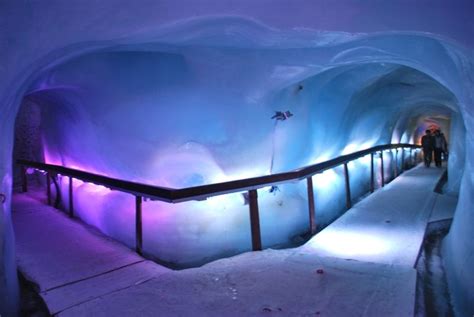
[46,173,51,205]
[307,177,316,235]
[380,151,385,187]
[135,195,143,255]
[248,189,262,251]
[344,163,352,210]
[68,176,74,217]
[370,152,375,193]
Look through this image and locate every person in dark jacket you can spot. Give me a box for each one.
[433,129,448,167]
[421,129,434,167]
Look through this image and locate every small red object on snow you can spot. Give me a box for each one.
[316,269,324,274]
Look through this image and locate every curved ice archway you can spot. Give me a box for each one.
[17,55,463,191]
[265,63,461,177]
[3,17,474,315]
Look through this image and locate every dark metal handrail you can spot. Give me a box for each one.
[17,143,421,255]
[17,143,420,203]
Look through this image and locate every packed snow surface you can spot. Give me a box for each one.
[12,165,451,316]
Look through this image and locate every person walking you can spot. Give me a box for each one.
[433,129,448,167]
[421,129,434,167]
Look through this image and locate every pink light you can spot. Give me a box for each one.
[84,183,111,194]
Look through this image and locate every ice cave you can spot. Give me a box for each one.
[1,1,473,316]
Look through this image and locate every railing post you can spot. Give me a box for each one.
[68,176,74,217]
[344,163,352,210]
[401,148,405,172]
[380,151,385,187]
[370,152,375,193]
[394,149,398,178]
[21,166,27,193]
[135,195,143,255]
[306,177,316,235]
[46,173,51,205]
[248,189,262,251]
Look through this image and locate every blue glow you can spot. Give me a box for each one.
[22,18,463,269]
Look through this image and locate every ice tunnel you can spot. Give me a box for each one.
[12,41,462,265]
[1,7,474,316]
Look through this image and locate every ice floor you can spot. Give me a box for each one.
[300,165,447,267]
[12,165,455,316]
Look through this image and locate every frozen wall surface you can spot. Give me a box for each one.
[1,1,474,315]
[22,40,460,265]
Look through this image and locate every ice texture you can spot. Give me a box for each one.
[20,24,462,265]
[1,2,474,315]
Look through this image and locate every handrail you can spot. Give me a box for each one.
[17,143,420,203]
[17,142,421,255]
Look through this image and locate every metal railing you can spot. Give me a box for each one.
[17,143,421,255]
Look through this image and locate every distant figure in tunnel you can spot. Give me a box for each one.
[421,130,434,167]
[433,129,448,168]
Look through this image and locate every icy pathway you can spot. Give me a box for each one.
[299,165,446,267]
[60,250,416,316]
[12,165,449,316]
[12,190,171,314]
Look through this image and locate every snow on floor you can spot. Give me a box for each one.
[12,190,171,314]
[300,165,445,267]
[60,250,416,317]
[12,165,445,316]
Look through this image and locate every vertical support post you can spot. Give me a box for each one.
[344,163,352,210]
[410,148,413,167]
[394,149,398,178]
[135,195,143,255]
[248,189,262,251]
[306,177,316,235]
[21,166,27,192]
[401,148,405,173]
[380,151,385,187]
[68,176,74,217]
[46,173,51,205]
[370,152,375,193]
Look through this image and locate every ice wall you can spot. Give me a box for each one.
[16,24,462,270]
[1,2,474,315]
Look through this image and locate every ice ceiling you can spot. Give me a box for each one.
[10,17,472,313]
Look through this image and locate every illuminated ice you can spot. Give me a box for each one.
[1,10,473,315]
[18,18,468,278]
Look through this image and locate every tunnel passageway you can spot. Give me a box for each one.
[12,50,463,268]
[2,13,472,316]
[11,163,454,315]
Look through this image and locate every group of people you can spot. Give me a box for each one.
[421,129,448,167]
